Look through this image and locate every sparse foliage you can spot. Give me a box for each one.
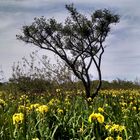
[10,51,77,93]
[17,4,119,98]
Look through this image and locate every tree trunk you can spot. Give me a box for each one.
[85,85,91,98]
[91,68,102,99]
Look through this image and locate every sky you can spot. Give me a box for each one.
[0,0,140,82]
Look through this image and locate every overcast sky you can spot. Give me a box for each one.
[0,0,140,81]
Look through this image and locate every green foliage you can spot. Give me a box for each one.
[0,89,140,139]
[95,79,140,90]
[10,76,52,93]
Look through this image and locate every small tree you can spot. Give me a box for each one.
[10,51,77,93]
[17,4,119,99]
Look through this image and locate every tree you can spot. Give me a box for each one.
[17,4,119,99]
[10,51,77,93]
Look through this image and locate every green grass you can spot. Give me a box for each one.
[0,89,140,140]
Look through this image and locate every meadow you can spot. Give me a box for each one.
[0,89,140,140]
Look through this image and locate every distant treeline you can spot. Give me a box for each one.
[0,78,140,94]
[99,79,140,90]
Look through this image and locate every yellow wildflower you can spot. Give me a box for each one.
[116,135,123,140]
[107,124,125,133]
[20,95,28,100]
[48,99,55,106]
[36,105,48,114]
[88,112,104,124]
[56,89,61,92]
[48,99,60,106]
[118,125,125,132]
[96,113,104,123]
[122,108,128,113]
[105,124,111,130]
[110,124,120,132]
[129,96,133,100]
[13,113,24,125]
[87,97,92,102]
[30,103,40,110]
[105,103,108,107]
[32,138,39,140]
[132,106,136,111]
[65,98,70,106]
[105,136,114,140]
[88,112,97,123]
[18,105,30,112]
[0,99,7,106]
[57,108,64,114]
[98,107,104,112]
[121,102,127,107]
[129,102,133,106]
[124,115,128,119]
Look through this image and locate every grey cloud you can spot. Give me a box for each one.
[0,0,140,81]
[0,0,65,14]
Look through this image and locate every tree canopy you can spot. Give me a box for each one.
[17,4,119,98]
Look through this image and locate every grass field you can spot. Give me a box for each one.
[0,89,140,140]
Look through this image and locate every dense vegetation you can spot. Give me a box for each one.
[0,86,140,140]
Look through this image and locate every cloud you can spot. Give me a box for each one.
[0,0,140,81]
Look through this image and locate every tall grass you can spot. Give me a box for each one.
[0,89,140,139]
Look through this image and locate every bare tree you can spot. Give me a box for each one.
[11,51,77,84]
[17,4,119,98]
